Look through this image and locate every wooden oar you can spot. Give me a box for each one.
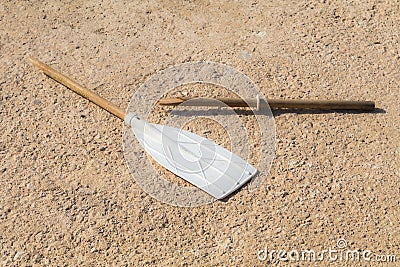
[28,57,257,200]
[158,96,375,110]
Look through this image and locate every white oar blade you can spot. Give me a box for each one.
[125,113,257,199]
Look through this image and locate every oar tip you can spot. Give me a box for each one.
[27,56,41,68]
[27,56,46,74]
[27,56,37,63]
[157,97,185,106]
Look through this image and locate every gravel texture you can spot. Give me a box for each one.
[1,0,399,266]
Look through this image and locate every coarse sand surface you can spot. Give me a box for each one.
[1,1,399,266]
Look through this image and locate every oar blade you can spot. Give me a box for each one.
[125,113,257,199]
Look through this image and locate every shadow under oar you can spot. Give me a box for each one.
[271,107,386,117]
[167,107,386,117]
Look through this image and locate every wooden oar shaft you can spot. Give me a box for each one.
[158,97,375,110]
[28,57,125,120]
[268,99,375,110]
